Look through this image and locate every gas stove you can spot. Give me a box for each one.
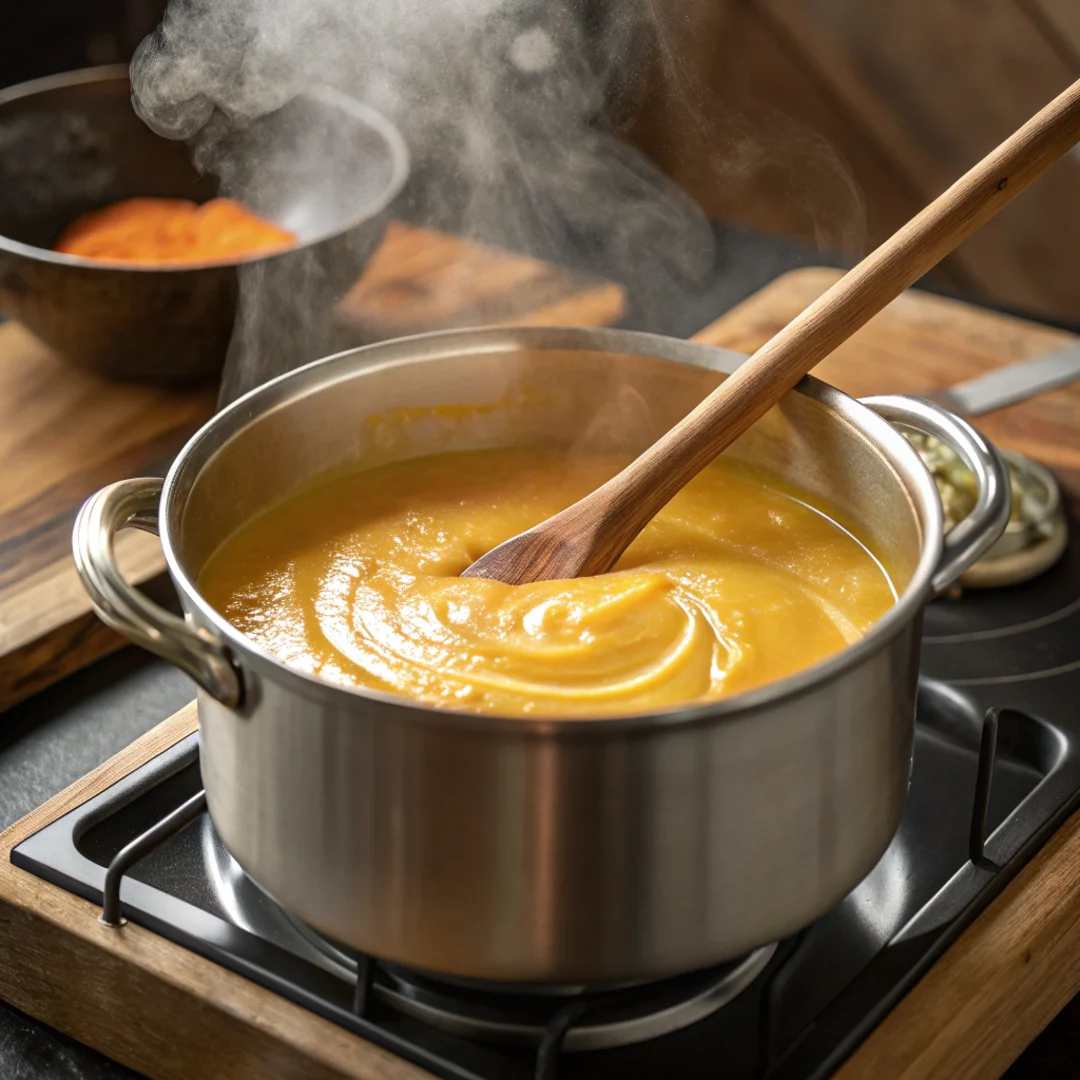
[9,517,1080,1080]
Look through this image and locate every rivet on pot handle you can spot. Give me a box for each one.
[73,477,243,706]
[862,394,1011,597]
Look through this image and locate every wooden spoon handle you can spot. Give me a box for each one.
[609,76,1080,531]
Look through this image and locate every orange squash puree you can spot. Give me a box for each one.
[198,449,897,718]
[53,197,296,265]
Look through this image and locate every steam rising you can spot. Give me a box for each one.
[131,0,862,400]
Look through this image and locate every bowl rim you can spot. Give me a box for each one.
[0,64,410,273]
[160,323,945,735]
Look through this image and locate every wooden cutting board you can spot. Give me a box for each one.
[692,267,1080,501]
[0,222,625,712]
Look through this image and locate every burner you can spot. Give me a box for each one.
[240,857,776,1051]
[205,825,777,1051]
[372,947,777,1052]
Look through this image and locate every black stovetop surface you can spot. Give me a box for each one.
[12,519,1080,1080]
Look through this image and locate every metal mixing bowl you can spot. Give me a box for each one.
[0,66,409,384]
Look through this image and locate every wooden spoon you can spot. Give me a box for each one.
[462,78,1080,585]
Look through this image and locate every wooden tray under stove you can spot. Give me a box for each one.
[0,271,1079,1077]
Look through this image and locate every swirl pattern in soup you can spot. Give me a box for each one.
[197,448,896,717]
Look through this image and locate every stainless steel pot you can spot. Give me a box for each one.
[73,326,1010,984]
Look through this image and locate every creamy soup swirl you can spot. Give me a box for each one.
[198,448,896,717]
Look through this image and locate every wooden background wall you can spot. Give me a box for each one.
[627,0,1080,325]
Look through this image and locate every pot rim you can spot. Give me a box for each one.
[0,65,410,274]
[161,324,943,734]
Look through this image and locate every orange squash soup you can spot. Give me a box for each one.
[197,449,896,718]
[54,197,296,264]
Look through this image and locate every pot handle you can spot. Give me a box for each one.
[73,477,243,706]
[861,394,1011,597]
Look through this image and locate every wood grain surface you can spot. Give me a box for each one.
[631,1,1080,324]
[0,222,625,713]
[1,270,1079,1078]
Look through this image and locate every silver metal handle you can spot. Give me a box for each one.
[861,394,1012,596]
[73,477,242,706]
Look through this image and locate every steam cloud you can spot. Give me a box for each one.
[131,0,863,400]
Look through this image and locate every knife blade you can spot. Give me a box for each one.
[925,340,1080,418]
[697,337,1080,418]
